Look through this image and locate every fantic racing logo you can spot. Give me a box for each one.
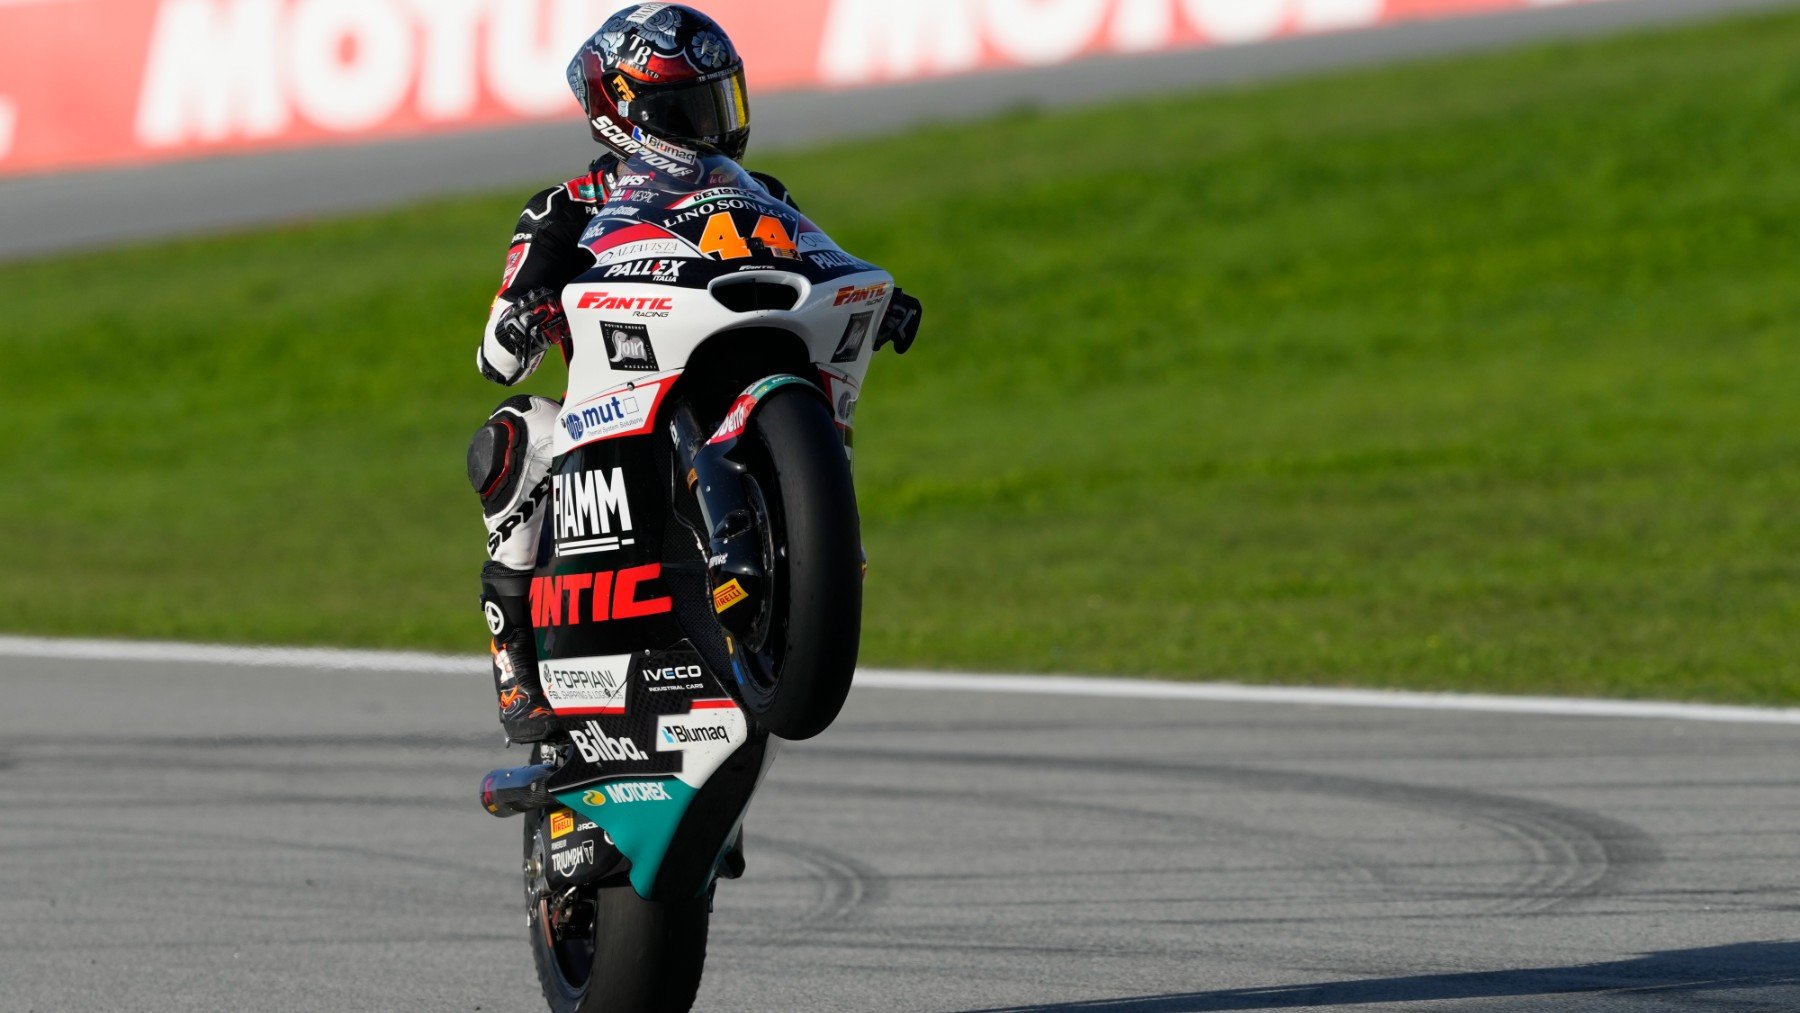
[834,283,890,307]
[576,291,674,318]
[567,721,648,764]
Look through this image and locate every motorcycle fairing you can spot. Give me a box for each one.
[545,643,753,897]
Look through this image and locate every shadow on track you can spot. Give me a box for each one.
[956,941,1800,1011]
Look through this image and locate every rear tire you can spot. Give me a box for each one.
[529,825,711,1013]
[730,388,863,740]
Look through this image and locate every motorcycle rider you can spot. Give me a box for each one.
[466,4,923,742]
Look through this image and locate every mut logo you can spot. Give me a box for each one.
[834,283,889,307]
[577,293,674,312]
[529,564,672,626]
[567,722,647,764]
[561,394,643,443]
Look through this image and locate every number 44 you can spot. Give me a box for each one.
[699,212,799,260]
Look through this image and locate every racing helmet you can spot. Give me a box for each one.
[567,4,751,167]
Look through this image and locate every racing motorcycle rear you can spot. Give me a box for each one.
[479,150,908,1013]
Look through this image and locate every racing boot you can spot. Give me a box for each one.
[482,562,555,743]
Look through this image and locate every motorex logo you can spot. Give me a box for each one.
[600,780,673,804]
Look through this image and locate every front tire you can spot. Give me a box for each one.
[730,388,863,740]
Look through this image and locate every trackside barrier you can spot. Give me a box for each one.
[0,0,1618,176]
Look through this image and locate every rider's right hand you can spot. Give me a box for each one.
[496,288,571,364]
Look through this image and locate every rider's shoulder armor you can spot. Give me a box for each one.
[496,176,605,303]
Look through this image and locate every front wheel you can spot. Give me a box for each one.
[729,387,863,740]
[529,827,711,1013]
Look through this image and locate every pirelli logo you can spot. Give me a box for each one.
[712,579,748,613]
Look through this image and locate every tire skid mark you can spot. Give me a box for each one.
[718,835,889,943]
[794,745,1661,915]
[771,777,1401,900]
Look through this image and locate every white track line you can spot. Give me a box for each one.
[3,634,1798,726]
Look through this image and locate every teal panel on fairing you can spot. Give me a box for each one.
[558,777,698,897]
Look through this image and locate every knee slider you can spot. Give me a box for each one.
[468,395,547,515]
[468,420,519,513]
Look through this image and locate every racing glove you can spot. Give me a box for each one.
[481,288,570,386]
[875,288,922,355]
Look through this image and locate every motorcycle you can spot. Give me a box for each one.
[479,148,906,1013]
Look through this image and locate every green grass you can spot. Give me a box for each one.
[5,9,1799,702]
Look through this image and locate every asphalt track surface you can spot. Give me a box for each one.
[3,0,1799,261]
[4,650,1800,1012]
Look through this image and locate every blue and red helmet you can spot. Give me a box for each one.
[568,4,751,169]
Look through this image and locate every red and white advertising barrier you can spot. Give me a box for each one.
[0,0,1609,177]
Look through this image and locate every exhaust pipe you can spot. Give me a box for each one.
[480,763,557,817]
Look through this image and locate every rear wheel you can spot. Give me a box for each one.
[528,823,711,1013]
[728,388,863,740]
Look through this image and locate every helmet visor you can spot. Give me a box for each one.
[618,70,750,147]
